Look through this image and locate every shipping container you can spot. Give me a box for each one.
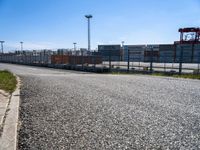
[51,55,102,65]
[146,44,159,51]
[159,44,174,51]
[123,45,145,62]
[175,44,193,63]
[51,55,69,64]
[98,45,121,61]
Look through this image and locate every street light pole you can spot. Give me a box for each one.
[0,41,5,53]
[20,42,23,51]
[73,42,77,52]
[85,15,93,51]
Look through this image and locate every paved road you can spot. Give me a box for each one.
[0,63,200,150]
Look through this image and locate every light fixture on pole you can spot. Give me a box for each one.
[0,41,5,53]
[85,14,93,51]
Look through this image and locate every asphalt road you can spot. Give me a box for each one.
[0,63,200,150]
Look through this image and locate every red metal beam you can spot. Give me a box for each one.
[179,27,200,33]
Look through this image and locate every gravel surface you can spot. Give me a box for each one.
[0,63,200,149]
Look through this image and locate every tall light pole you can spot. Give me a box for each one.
[73,42,77,51]
[20,41,23,51]
[0,41,5,53]
[85,14,93,51]
[73,42,77,56]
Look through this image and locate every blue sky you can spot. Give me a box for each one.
[0,0,200,51]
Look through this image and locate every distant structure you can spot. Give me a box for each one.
[0,41,5,53]
[97,27,200,63]
[1,27,200,65]
[175,27,200,63]
[85,15,93,51]
[98,45,121,61]
[73,43,77,51]
[57,49,71,55]
[178,27,200,44]
[121,41,125,47]
[20,41,23,51]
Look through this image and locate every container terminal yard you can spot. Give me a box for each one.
[1,27,200,150]
[1,29,200,150]
[1,28,200,74]
[1,0,200,149]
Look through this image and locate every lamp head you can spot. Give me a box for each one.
[85,15,93,19]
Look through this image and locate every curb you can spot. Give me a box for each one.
[0,91,10,135]
[0,76,20,150]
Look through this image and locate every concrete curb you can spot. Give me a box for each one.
[0,91,10,135]
[0,76,20,150]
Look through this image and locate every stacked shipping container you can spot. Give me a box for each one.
[175,44,193,63]
[159,44,175,63]
[193,44,200,63]
[98,45,121,61]
[1,43,200,65]
[123,45,145,62]
[144,45,159,62]
[51,55,102,65]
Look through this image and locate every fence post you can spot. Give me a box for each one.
[164,60,166,72]
[139,61,140,70]
[81,50,84,70]
[150,46,153,73]
[94,55,96,71]
[127,46,130,72]
[179,46,183,75]
[109,50,111,71]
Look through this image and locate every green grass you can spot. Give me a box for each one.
[172,74,200,80]
[110,71,200,80]
[152,72,200,79]
[0,70,17,93]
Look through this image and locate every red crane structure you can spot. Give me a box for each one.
[178,27,200,44]
[174,27,200,63]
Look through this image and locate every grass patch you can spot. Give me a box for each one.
[111,72,131,75]
[152,72,200,79]
[172,74,200,80]
[110,71,200,80]
[0,70,17,93]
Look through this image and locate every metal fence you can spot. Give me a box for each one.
[102,60,200,74]
[0,52,200,74]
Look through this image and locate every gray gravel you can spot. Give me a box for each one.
[0,63,200,149]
